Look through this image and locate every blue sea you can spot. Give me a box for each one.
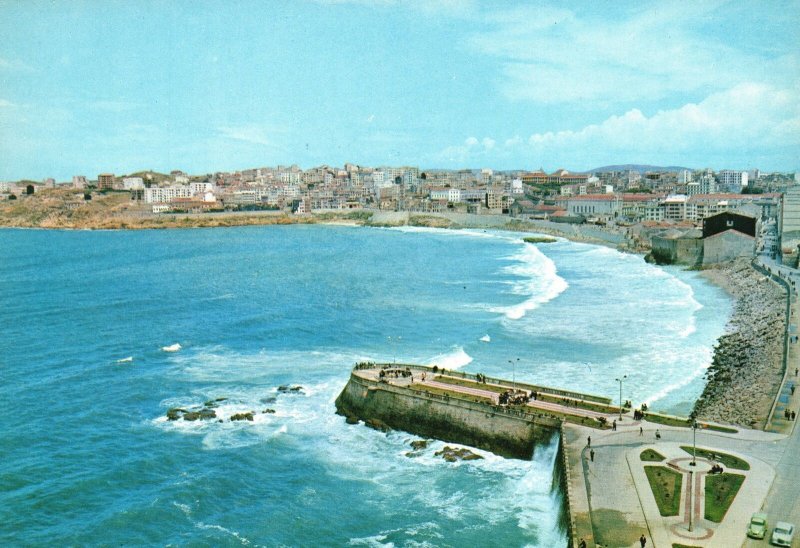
[0,225,731,546]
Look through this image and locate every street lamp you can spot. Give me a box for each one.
[690,413,698,467]
[615,375,627,421]
[508,358,519,390]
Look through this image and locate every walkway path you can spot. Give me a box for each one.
[565,420,783,548]
[418,378,613,421]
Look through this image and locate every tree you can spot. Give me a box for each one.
[8,194,16,200]
[84,193,92,201]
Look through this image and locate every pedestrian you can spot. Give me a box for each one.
[793,411,797,421]
[590,449,595,462]
[579,539,587,548]
[655,429,661,440]
[640,534,647,547]
[639,426,643,436]
[587,436,591,447]
[795,368,798,376]
[792,384,796,395]
[612,420,617,431]
[786,409,791,420]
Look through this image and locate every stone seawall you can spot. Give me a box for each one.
[694,259,787,427]
[335,373,561,460]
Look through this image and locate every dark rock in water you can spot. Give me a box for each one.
[230,412,255,422]
[166,408,187,421]
[345,415,360,425]
[434,446,483,462]
[218,419,224,423]
[405,451,422,458]
[262,408,275,414]
[198,408,217,420]
[204,400,218,408]
[410,440,429,451]
[214,397,227,402]
[183,411,201,421]
[365,418,391,432]
[260,396,277,404]
[278,385,304,394]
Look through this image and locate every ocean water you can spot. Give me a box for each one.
[0,225,730,546]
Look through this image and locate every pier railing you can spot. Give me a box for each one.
[354,362,612,405]
[752,259,792,430]
[349,370,564,428]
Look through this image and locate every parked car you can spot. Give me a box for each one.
[747,512,768,539]
[771,521,794,546]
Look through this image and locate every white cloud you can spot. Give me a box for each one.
[436,135,497,162]
[514,83,800,164]
[217,125,272,146]
[470,3,797,104]
[0,56,33,72]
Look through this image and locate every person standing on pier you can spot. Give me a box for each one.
[639,534,647,547]
[587,436,591,447]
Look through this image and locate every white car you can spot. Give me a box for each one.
[771,521,795,546]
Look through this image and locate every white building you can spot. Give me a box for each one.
[510,178,524,194]
[72,176,88,189]
[717,170,748,192]
[144,185,192,203]
[189,182,214,195]
[122,177,144,190]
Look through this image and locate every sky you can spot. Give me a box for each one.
[0,0,798,181]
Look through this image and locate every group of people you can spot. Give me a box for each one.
[632,408,647,421]
[784,408,796,421]
[378,367,413,380]
[498,390,529,406]
[709,463,725,474]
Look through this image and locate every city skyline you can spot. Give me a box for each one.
[1,0,799,181]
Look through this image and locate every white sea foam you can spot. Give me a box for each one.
[640,346,713,407]
[194,522,253,546]
[427,346,473,370]
[479,334,491,343]
[116,356,133,363]
[492,244,568,320]
[162,343,182,352]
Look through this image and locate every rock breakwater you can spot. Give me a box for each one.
[694,259,787,428]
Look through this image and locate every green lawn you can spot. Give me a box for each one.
[644,466,683,516]
[679,447,750,470]
[704,473,745,522]
[640,449,665,462]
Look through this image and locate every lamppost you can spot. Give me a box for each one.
[508,358,519,390]
[615,375,627,421]
[690,412,698,467]
[388,336,401,364]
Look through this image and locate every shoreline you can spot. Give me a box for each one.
[694,259,787,428]
[2,208,788,429]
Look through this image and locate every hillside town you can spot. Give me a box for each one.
[2,164,798,266]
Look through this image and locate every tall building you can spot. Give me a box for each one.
[97,173,115,190]
[717,170,748,193]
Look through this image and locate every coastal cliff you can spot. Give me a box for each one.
[694,259,787,428]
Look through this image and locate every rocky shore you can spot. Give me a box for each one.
[694,259,787,428]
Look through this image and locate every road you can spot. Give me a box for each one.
[744,255,800,548]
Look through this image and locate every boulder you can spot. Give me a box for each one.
[365,418,391,432]
[230,412,255,422]
[262,408,276,414]
[345,415,360,425]
[166,408,187,421]
[410,440,429,451]
[434,446,483,462]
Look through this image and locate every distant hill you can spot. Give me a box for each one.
[122,171,173,184]
[587,164,692,174]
